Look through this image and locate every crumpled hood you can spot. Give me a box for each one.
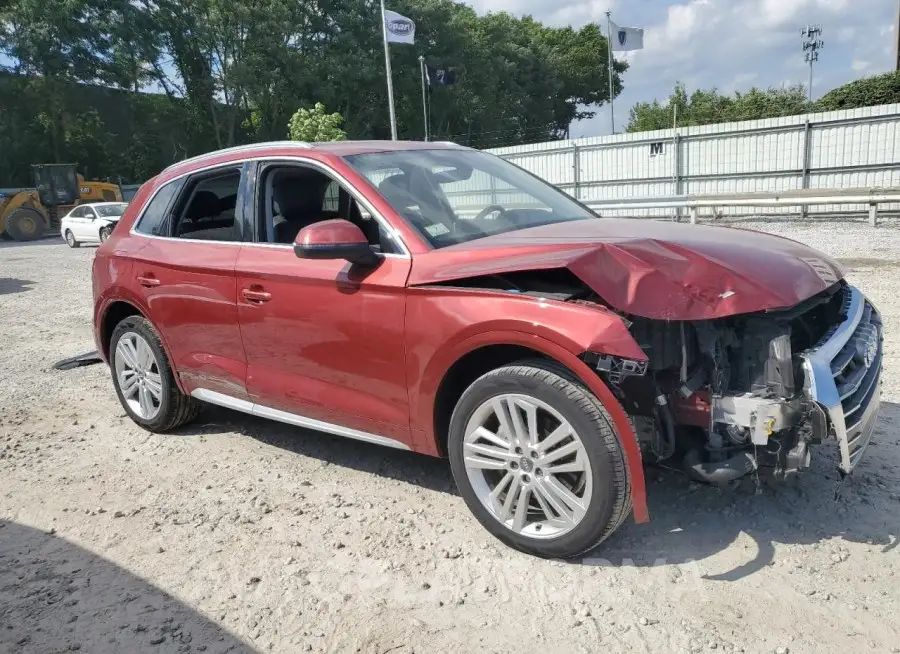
[409,218,844,320]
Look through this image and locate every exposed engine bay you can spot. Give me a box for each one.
[594,279,884,485]
[435,269,883,486]
[586,283,848,484]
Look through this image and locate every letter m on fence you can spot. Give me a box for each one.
[649,142,664,156]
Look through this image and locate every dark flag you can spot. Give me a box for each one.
[425,65,457,86]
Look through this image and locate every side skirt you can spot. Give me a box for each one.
[190,388,411,451]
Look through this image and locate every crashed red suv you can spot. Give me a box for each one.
[92,140,883,558]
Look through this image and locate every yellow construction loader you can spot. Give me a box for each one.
[0,164,123,241]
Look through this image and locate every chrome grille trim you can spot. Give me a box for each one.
[800,285,883,474]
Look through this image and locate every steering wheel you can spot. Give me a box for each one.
[474,204,507,221]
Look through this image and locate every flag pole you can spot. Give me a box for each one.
[606,9,615,135]
[427,78,433,141]
[419,55,429,141]
[380,0,398,140]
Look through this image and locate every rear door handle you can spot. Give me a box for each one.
[137,275,160,288]
[242,288,272,303]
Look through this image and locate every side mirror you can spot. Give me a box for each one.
[293,219,382,266]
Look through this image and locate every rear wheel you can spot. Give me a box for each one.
[448,359,631,559]
[109,315,200,432]
[5,208,45,242]
[65,230,80,248]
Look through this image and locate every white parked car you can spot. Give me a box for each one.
[60,202,129,247]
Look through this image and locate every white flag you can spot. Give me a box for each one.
[610,21,644,51]
[384,9,415,44]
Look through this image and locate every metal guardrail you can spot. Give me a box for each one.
[583,187,900,226]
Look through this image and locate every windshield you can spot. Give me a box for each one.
[95,203,128,217]
[343,149,595,248]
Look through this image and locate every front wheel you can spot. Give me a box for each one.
[5,208,45,241]
[109,315,200,432]
[99,226,111,243]
[448,360,632,559]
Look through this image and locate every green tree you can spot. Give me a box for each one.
[0,0,629,182]
[0,0,113,161]
[288,103,347,142]
[817,71,900,111]
[627,82,813,132]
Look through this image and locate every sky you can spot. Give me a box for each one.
[2,0,896,140]
[463,0,899,137]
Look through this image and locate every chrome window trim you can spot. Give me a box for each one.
[235,240,408,259]
[191,388,410,451]
[129,155,411,258]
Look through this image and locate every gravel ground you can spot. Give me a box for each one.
[1,220,899,654]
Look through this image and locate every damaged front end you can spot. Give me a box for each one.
[418,259,882,486]
[586,281,884,485]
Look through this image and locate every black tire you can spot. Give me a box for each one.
[448,359,632,559]
[99,226,111,243]
[65,229,80,248]
[5,208,45,242]
[109,315,201,432]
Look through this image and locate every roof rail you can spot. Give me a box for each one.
[433,140,469,149]
[164,141,312,172]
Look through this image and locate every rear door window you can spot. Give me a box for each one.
[169,168,242,241]
[135,179,185,236]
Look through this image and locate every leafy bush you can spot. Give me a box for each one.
[817,71,900,111]
[287,103,346,142]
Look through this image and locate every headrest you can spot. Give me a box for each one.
[185,190,221,219]
[274,177,326,216]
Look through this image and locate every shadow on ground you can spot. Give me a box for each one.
[176,406,455,497]
[177,400,900,582]
[0,520,254,653]
[0,278,35,296]
[0,235,63,249]
[588,400,900,580]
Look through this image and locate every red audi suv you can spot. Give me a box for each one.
[92,140,882,558]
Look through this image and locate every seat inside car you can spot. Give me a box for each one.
[378,174,417,214]
[336,185,382,247]
[272,173,341,243]
[178,190,229,239]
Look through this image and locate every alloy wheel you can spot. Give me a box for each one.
[114,332,163,420]
[463,393,593,539]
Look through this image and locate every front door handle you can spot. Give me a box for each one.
[137,275,160,288]
[242,288,272,303]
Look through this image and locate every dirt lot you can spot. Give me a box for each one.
[1,220,899,654]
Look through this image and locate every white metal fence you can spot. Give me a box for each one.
[583,187,900,226]
[485,103,900,219]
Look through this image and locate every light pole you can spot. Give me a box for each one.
[802,25,824,102]
[895,0,900,71]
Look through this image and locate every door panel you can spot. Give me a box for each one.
[235,246,412,444]
[68,209,86,239]
[130,239,247,400]
[81,209,97,240]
